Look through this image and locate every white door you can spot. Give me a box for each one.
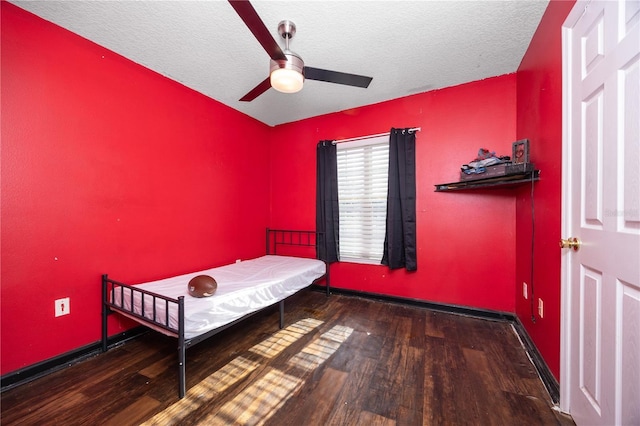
[561,1,640,425]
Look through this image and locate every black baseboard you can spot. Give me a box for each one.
[314,285,516,321]
[511,316,560,403]
[313,285,560,403]
[0,327,147,393]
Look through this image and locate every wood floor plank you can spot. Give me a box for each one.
[501,390,571,425]
[462,347,514,425]
[400,346,425,416]
[364,380,402,421]
[423,335,460,425]
[357,410,397,426]
[388,309,413,343]
[424,311,446,338]
[0,390,88,425]
[443,341,487,423]
[324,355,379,425]
[139,355,173,379]
[488,326,543,395]
[343,328,385,360]
[0,291,573,425]
[326,331,366,372]
[272,367,348,426]
[396,405,423,426]
[365,329,410,419]
[104,395,161,426]
[408,311,426,348]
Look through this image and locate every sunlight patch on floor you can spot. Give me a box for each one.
[141,318,324,425]
[203,324,354,424]
[288,325,354,372]
[201,368,303,425]
[141,356,259,425]
[249,317,323,358]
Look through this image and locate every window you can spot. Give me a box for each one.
[336,136,388,263]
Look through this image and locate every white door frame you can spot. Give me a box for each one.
[560,0,640,418]
[559,0,586,412]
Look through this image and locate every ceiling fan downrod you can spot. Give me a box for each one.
[278,20,296,51]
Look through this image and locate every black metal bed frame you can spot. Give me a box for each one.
[101,228,329,399]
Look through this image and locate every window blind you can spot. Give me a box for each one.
[336,136,389,262]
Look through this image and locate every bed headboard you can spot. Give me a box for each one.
[266,228,324,259]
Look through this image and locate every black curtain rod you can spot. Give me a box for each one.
[332,127,421,145]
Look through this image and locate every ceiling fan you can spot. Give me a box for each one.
[228,0,373,102]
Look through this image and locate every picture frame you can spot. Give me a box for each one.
[512,139,529,164]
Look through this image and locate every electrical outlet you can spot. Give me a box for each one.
[523,282,528,299]
[538,298,544,318]
[55,297,70,317]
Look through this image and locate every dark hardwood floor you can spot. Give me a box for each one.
[1,290,574,425]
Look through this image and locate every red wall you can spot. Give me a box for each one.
[270,76,518,310]
[515,0,576,380]
[1,3,271,375]
[2,0,573,380]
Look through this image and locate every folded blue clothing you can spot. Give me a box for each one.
[467,157,503,169]
[462,167,486,175]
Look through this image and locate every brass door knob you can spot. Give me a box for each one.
[559,237,581,251]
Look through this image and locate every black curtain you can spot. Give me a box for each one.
[316,140,339,262]
[382,128,417,271]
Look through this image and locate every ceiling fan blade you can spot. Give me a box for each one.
[304,67,373,88]
[239,76,271,102]
[228,0,287,61]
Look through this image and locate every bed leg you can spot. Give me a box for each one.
[178,296,186,399]
[325,262,331,297]
[178,343,186,399]
[102,274,109,352]
[279,300,285,329]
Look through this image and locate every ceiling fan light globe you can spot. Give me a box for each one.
[270,68,303,93]
[270,51,305,94]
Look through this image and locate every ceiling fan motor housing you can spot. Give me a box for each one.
[270,51,304,77]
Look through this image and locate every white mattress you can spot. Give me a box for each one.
[111,255,325,339]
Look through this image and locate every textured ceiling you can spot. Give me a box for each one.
[10,0,549,126]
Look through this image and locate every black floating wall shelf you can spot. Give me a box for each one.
[434,170,540,192]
